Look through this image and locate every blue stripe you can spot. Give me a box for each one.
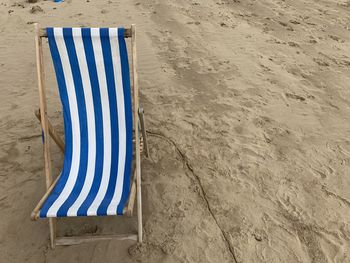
[77,28,104,216]
[40,28,73,217]
[96,28,119,215]
[56,28,89,217]
[117,28,133,215]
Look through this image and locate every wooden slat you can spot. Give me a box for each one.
[131,24,143,243]
[35,109,65,153]
[34,22,57,249]
[55,234,137,246]
[139,108,149,157]
[31,174,61,221]
[124,169,137,216]
[38,27,132,38]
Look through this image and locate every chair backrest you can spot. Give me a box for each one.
[40,28,133,217]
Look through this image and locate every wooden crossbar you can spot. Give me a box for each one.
[31,173,61,220]
[38,27,132,38]
[34,109,65,153]
[55,234,137,246]
[34,23,57,248]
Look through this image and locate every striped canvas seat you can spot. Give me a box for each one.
[40,27,133,217]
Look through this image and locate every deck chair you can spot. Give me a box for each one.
[31,24,149,248]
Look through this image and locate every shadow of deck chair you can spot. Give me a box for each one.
[31,24,149,248]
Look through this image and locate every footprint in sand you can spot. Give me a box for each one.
[289,20,300,25]
[313,58,329,67]
[329,35,344,42]
[29,5,43,14]
[285,93,306,102]
[288,41,299,47]
[278,21,294,31]
[64,224,99,237]
[276,180,308,222]
[11,2,25,8]
[186,21,201,25]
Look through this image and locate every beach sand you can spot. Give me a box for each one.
[1,0,350,262]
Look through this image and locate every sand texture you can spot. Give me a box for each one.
[1,0,350,262]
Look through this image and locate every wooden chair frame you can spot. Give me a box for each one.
[31,23,149,248]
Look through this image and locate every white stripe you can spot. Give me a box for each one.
[67,28,97,216]
[107,28,127,215]
[86,28,112,216]
[46,28,81,217]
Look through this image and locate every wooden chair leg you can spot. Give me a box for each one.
[131,24,142,244]
[139,107,149,158]
[35,23,58,249]
[49,218,56,248]
[136,167,142,243]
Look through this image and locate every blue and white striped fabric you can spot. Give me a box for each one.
[40,28,133,217]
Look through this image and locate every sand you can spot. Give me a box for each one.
[1,0,350,262]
